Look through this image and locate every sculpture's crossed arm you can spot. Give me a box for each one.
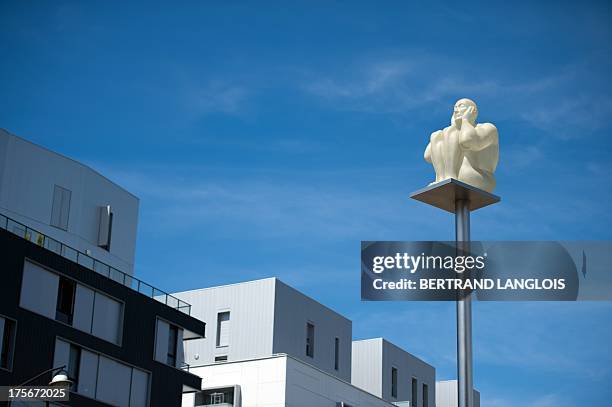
[459,121,498,151]
[424,130,442,163]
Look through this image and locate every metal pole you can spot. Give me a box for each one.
[455,199,473,407]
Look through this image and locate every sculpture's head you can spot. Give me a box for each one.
[452,98,478,125]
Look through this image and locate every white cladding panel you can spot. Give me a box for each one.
[0,129,139,274]
[186,357,287,407]
[284,356,396,407]
[352,338,435,406]
[351,339,384,397]
[174,278,276,366]
[435,380,480,407]
[183,355,396,407]
[20,261,59,319]
[272,280,352,382]
[174,278,352,382]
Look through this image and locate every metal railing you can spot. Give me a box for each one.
[0,213,191,315]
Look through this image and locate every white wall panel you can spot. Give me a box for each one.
[0,129,139,275]
[175,278,276,367]
[185,355,395,407]
[273,279,353,381]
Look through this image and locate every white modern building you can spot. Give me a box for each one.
[174,278,353,382]
[0,128,139,274]
[174,279,438,407]
[352,338,436,407]
[0,128,205,406]
[181,354,399,407]
[435,381,480,407]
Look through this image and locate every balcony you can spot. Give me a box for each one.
[0,212,192,315]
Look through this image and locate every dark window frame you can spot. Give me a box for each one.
[0,315,17,371]
[167,324,179,366]
[306,322,315,358]
[56,276,76,325]
[391,367,398,398]
[334,337,340,370]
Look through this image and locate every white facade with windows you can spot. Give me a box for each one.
[352,338,436,407]
[0,128,139,274]
[175,279,444,407]
[182,354,397,407]
[174,278,352,382]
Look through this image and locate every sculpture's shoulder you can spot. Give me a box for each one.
[430,128,445,142]
[475,122,498,136]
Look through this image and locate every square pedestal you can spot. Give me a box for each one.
[410,178,500,213]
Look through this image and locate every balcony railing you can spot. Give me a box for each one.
[0,212,192,315]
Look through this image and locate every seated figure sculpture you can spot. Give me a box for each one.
[424,98,499,193]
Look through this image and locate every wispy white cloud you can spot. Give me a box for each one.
[95,164,447,242]
[300,54,612,137]
[188,79,249,115]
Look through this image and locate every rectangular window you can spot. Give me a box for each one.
[391,367,398,398]
[97,355,132,406]
[423,383,428,407]
[306,323,315,358]
[20,261,122,345]
[98,205,113,250]
[56,277,76,325]
[20,261,60,319]
[216,311,230,347]
[54,339,149,406]
[0,316,16,370]
[334,337,340,370]
[412,377,418,406]
[154,318,183,367]
[51,185,71,230]
[168,324,178,366]
[67,344,81,391]
[91,292,122,344]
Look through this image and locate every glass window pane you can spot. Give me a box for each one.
[96,356,131,407]
[92,293,122,344]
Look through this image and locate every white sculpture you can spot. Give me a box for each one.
[424,98,499,193]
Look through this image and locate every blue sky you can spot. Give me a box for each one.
[2,1,612,405]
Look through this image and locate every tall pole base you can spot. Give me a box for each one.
[410,179,500,407]
[456,199,473,407]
